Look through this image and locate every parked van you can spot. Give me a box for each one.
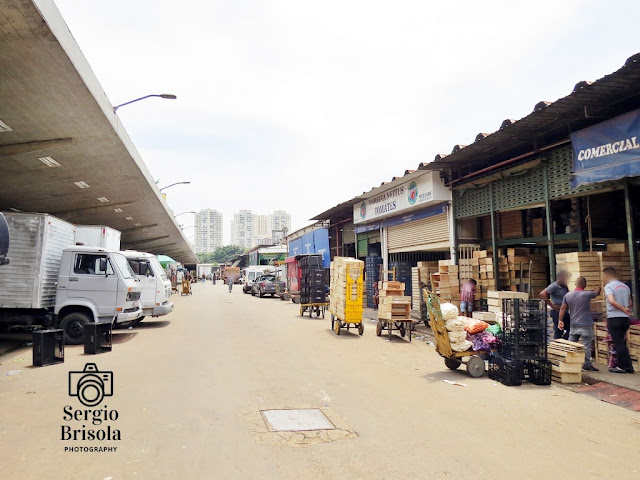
[0,213,142,344]
[242,266,269,293]
[123,250,173,324]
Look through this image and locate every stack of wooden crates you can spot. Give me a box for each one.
[410,261,438,319]
[329,257,364,323]
[437,261,459,309]
[378,281,411,322]
[547,339,585,384]
[595,322,640,370]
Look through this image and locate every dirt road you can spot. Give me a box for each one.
[1,283,639,479]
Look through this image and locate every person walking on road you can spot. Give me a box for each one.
[603,267,634,374]
[541,271,570,339]
[213,274,216,285]
[227,275,233,293]
[558,277,600,371]
[460,278,477,318]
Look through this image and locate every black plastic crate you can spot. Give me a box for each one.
[499,342,547,360]
[32,329,64,366]
[523,357,552,385]
[488,355,523,386]
[299,256,322,268]
[84,322,112,355]
[501,329,547,344]
[501,299,547,328]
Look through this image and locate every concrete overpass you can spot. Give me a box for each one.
[0,0,197,264]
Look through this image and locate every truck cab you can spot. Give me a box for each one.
[123,250,173,323]
[242,266,268,293]
[55,246,143,343]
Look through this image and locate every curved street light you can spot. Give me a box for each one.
[113,93,177,113]
[159,181,191,192]
[175,211,196,218]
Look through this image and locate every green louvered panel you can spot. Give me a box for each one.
[547,145,612,199]
[453,185,491,219]
[493,167,545,210]
[356,234,368,256]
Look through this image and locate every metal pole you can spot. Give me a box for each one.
[543,164,556,280]
[624,178,639,317]
[449,199,458,265]
[489,183,499,285]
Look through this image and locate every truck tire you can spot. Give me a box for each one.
[59,312,91,345]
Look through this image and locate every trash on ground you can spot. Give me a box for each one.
[443,379,468,387]
[6,370,21,376]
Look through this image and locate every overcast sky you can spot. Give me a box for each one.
[54,0,640,245]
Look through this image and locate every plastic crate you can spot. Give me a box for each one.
[501,299,547,328]
[499,342,547,360]
[523,357,552,385]
[84,322,113,355]
[488,355,523,386]
[32,329,64,366]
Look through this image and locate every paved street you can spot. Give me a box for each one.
[1,283,639,480]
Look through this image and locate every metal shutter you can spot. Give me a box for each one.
[387,212,450,253]
[546,144,612,199]
[453,186,491,219]
[356,234,368,256]
[342,222,355,244]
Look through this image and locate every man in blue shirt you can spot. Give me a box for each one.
[603,267,633,374]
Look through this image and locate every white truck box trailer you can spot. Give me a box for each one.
[0,213,76,309]
[75,225,121,250]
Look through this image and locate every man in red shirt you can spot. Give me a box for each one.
[460,279,477,318]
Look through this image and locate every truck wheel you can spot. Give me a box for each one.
[59,312,90,345]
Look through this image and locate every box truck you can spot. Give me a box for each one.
[123,250,173,325]
[75,225,121,250]
[0,213,142,344]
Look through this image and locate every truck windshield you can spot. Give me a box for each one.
[150,257,169,281]
[111,253,135,279]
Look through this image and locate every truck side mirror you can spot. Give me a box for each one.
[99,258,108,275]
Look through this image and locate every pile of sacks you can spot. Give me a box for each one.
[441,303,497,352]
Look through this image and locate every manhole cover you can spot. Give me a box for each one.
[262,409,335,432]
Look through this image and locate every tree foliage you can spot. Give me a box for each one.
[196,245,245,264]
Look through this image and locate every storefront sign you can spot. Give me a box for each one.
[353,172,449,224]
[571,108,640,187]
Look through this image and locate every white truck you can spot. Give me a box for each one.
[0,213,142,344]
[122,250,173,325]
[75,225,122,250]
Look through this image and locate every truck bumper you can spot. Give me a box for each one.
[115,307,143,323]
[144,301,174,317]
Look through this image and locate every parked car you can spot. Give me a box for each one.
[251,274,278,297]
[242,266,268,293]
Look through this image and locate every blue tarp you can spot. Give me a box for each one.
[571,108,640,188]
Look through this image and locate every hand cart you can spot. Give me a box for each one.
[181,278,192,296]
[330,312,364,336]
[300,303,327,318]
[376,319,412,341]
[423,288,488,378]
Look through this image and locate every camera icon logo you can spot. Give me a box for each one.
[68,363,113,407]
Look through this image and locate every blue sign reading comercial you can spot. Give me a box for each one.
[571,108,640,188]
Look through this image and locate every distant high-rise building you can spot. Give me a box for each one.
[231,209,257,250]
[194,209,223,253]
[268,210,291,242]
[230,209,292,248]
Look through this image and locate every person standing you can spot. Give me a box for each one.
[212,273,216,285]
[603,267,633,374]
[558,277,600,371]
[459,279,477,318]
[227,274,233,293]
[540,271,570,339]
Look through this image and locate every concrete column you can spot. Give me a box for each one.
[381,226,388,274]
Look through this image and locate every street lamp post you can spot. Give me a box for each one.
[175,211,196,218]
[113,93,177,113]
[159,181,191,193]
